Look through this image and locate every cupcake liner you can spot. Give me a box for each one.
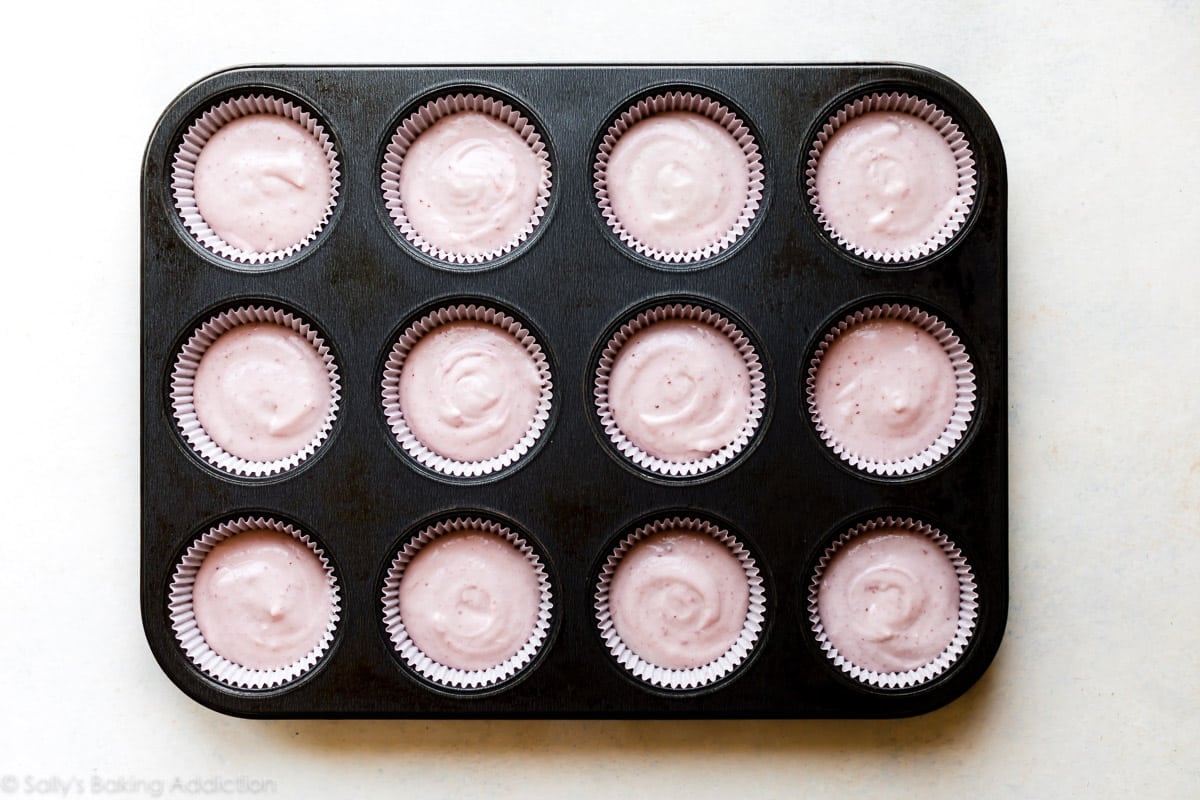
[381,517,555,690]
[595,516,766,691]
[594,303,766,478]
[380,93,553,265]
[170,305,341,477]
[171,94,341,265]
[380,303,553,478]
[169,516,341,690]
[594,91,764,264]
[806,303,976,476]
[805,92,976,264]
[807,516,978,689]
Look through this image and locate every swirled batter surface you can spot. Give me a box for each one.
[398,531,541,672]
[193,530,332,671]
[609,530,749,670]
[399,112,543,256]
[608,320,750,463]
[398,321,541,463]
[193,114,332,253]
[813,318,955,463]
[815,111,962,254]
[606,111,749,253]
[817,529,959,673]
[193,322,332,463]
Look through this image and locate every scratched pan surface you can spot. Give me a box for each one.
[140,64,1007,718]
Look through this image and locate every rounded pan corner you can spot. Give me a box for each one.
[886,61,1008,177]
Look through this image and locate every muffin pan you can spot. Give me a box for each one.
[141,64,1007,718]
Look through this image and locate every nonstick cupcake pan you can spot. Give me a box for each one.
[141,64,1007,718]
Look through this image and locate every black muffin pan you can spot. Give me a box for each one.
[141,64,1007,718]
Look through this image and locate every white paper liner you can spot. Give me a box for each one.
[594,517,766,690]
[806,303,976,476]
[380,517,555,690]
[807,516,978,689]
[380,93,553,265]
[594,92,764,264]
[594,303,766,478]
[805,92,976,264]
[170,305,342,477]
[169,516,341,690]
[171,95,341,265]
[380,304,553,478]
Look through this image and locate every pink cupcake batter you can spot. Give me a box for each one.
[815,111,963,255]
[193,322,332,463]
[817,529,960,674]
[192,530,332,671]
[398,321,542,463]
[608,530,749,670]
[192,114,333,254]
[608,319,751,463]
[813,318,956,464]
[398,112,544,257]
[606,111,750,254]
[398,531,541,672]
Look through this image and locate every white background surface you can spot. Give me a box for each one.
[2,1,1197,797]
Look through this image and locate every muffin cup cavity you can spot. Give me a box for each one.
[594,91,764,264]
[169,516,341,690]
[806,302,976,477]
[594,303,766,479]
[380,303,553,478]
[805,91,976,265]
[381,516,555,691]
[170,305,341,478]
[171,94,341,265]
[380,92,553,265]
[594,516,766,691]
[807,516,978,690]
